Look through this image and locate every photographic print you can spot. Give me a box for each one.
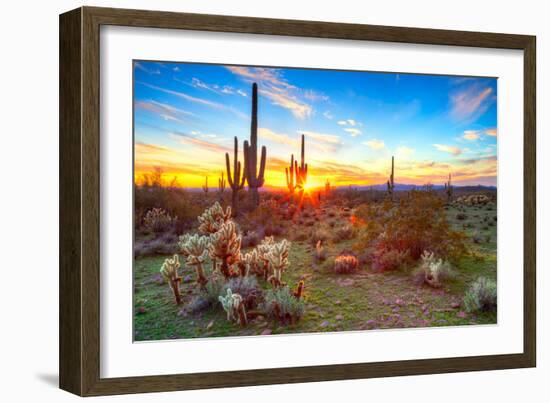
[133,61,497,341]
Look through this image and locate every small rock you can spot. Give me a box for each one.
[320,320,330,328]
[457,311,467,319]
[335,314,344,320]
[206,320,214,330]
[451,302,461,309]
[334,300,341,305]
[182,275,193,284]
[395,298,404,306]
[261,329,272,335]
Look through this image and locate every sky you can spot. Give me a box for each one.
[134,60,497,189]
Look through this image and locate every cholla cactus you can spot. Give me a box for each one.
[180,234,210,286]
[266,240,291,287]
[242,249,263,277]
[418,250,453,288]
[209,221,242,278]
[218,288,247,326]
[143,207,175,233]
[197,202,232,235]
[160,254,182,304]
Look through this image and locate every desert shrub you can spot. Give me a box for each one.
[313,240,327,262]
[241,229,264,248]
[333,254,359,274]
[310,226,331,245]
[143,207,175,233]
[134,236,179,257]
[412,251,455,287]
[186,296,212,314]
[463,277,497,313]
[333,225,355,242]
[201,275,226,305]
[264,223,284,237]
[261,286,305,324]
[291,230,308,242]
[456,212,467,220]
[372,248,411,272]
[353,191,467,270]
[222,276,264,309]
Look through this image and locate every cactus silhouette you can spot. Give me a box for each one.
[202,176,209,195]
[444,173,453,203]
[225,136,246,214]
[243,83,267,207]
[296,134,308,190]
[285,154,297,195]
[387,156,395,200]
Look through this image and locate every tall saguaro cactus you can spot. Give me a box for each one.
[225,136,246,214]
[243,83,267,207]
[296,134,308,190]
[218,172,226,200]
[202,176,209,195]
[387,156,395,200]
[285,154,296,195]
[444,173,453,203]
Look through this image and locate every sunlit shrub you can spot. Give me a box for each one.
[333,225,355,242]
[313,240,327,262]
[223,276,264,309]
[261,286,305,324]
[464,277,497,313]
[333,254,359,274]
[372,248,411,272]
[353,191,467,270]
[310,226,331,245]
[143,207,175,233]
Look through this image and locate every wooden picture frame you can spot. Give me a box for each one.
[59,6,536,396]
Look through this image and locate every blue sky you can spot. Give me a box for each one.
[134,60,497,188]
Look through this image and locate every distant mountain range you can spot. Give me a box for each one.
[336,183,497,191]
[180,183,496,192]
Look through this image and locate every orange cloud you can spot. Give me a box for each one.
[434,144,462,156]
[363,139,385,150]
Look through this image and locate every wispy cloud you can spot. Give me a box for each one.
[450,84,495,122]
[134,62,161,75]
[434,144,463,156]
[258,127,299,148]
[338,119,359,126]
[191,77,247,97]
[226,66,313,119]
[396,145,415,159]
[323,110,334,120]
[135,100,195,124]
[138,81,247,119]
[485,128,497,137]
[304,89,329,102]
[259,128,340,153]
[300,130,342,145]
[363,139,385,150]
[260,88,312,119]
[169,132,232,154]
[344,128,362,137]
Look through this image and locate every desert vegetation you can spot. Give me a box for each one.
[133,81,497,341]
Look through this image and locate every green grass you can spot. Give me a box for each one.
[133,202,497,341]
